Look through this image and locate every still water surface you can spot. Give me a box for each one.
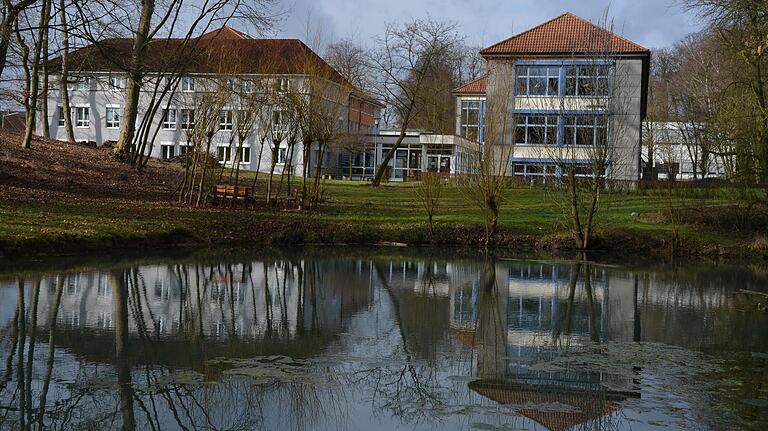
[0,249,767,430]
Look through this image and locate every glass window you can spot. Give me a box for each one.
[105,106,120,128]
[181,77,195,92]
[180,109,195,129]
[239,146,250,163]
[272,110,289,130]
[565,65,611,97]
[514,115,558,145]
[460,100,482,142]
[563,115,608,146]
[278,147,287,164]
[109,75,124,90]
[75,107,89,127]
[57,106,70,127]
[276,78,290,92]
[217,145,231,162]
[162,109,177,130]
[515,66,559,96]
[71,77,91,91]
[219,110,233,131]
[161,144,175,159]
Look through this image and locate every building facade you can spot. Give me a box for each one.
[40,26,382,177]
[453,13,650,183]
[642,121,733,180]
[336,129,480,181]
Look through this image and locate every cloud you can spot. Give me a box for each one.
[276,0,702,50]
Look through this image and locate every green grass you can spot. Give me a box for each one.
[0,178,760,258]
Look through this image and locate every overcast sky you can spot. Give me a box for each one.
[273,0,703,51]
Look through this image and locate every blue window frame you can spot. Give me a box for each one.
[515,66,560,96]
[515,114,559,145]
[563,115,608,146]
[564,65,611,97]
[460,100,482,142]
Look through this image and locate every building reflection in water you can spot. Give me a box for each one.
[0,255,765,430]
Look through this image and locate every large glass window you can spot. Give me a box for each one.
[515,115,559,145]
[563,115,608,146]
[460,100,481,142]
[565,65,611,97]
[515,66,559,96]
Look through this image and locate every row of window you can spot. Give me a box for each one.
[158,142,293,165]
[515,114,608,147]
[66,75,292,94]
[511,162,607,178]
[515,64,612,97]
[58,105,287,133]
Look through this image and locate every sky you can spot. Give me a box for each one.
[272,0,704,52]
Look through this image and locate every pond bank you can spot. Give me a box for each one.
[0,196,762,261]
[1,135,765,261]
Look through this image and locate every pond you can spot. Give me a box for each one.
[0,248,766,430]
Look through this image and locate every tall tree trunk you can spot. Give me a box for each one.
[21,0,51,149]
[114,0,155,157]
[40,9,50,139]
[372,125,408,186]
[59,0,74,143]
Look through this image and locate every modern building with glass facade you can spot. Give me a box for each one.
[453,13,650,183]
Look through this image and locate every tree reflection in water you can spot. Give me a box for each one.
[0,253,766,430]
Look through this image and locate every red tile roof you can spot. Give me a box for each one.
[453,76,486,95]
[481,13,649,56]
[48,26,382,106]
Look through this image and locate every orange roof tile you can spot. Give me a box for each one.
[481,13,649,56]
[453,76,486,95]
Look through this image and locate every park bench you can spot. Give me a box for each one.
[213,184,252,206]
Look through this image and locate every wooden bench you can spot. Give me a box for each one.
[213,185,252,205]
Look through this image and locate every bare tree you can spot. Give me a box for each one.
[416,171,443,236]
[458,65,515,248]
[531,15,635,250]
[81,0,279,159]
[15,0,51,148]
[325,38,372,92]
[369,18,462,186]
[0,0,36,80]
[685,0,768,189]
[57,0,74,143]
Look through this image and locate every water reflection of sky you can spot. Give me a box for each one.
[0,254,766,430]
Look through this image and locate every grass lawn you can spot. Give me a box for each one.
[0,134,763,259]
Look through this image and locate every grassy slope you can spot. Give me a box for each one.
[0,136,761,258]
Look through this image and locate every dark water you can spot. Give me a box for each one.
[0,249,767,430]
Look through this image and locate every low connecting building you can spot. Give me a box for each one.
[453,13,650,184]
[336,129,480,181]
